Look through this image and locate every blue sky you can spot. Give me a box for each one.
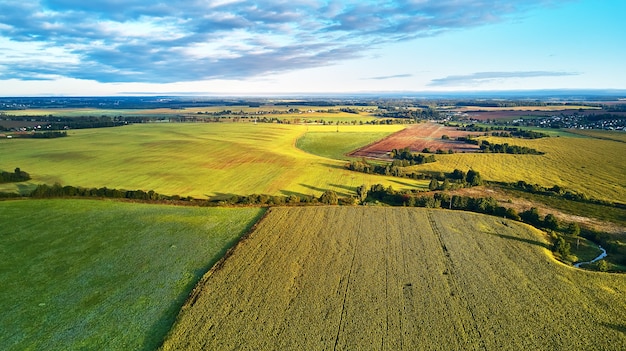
[0,0,624,96]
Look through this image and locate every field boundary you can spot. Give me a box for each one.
[346,128,407,159]
[180,208,270,310]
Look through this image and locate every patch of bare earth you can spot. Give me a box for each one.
[349,122,482,159]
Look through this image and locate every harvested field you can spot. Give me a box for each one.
[349,122,482,158]
[161,207,626,351]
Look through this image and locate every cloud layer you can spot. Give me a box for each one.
[0,0,571,83]
[429,71,580,86]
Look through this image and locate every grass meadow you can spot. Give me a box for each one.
[296,124,405,160]
[162,207,626,350]
[0,199,263,351]
[0,123,423,199]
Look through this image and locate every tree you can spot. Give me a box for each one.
[567,222,581,249]
[520,207,541,226]
[566,222,580,237]
[428,178,439,191]
[356,184,368,203]
[552,236,571,258]
[441,178,451,191]
[543,214,559,231]
[451,169,465,180]
[465,169,482,186]
[319,190,338,205]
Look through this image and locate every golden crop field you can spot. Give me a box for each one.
[161,207,626,351]
[0,123,419,198]
[409,132,626,203]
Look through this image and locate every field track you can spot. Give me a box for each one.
[161,207,626,350]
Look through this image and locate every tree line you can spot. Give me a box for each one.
[455,136,544,154]
[18,183,347,207]
[479,140,544,154]
[390,147,437,163]
[451,124,549,139]
[7,131,68,138]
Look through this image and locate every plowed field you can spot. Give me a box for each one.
[349,123,482,158]
[162,207,626,351]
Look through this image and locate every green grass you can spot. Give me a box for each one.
[0,123,424,198]
[0,199,264,351]
[295,124,404,160]
[566,236,604,263]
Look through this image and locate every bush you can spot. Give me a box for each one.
[319,190,339,205]
[596,260,609,272]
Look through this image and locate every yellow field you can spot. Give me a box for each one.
[161,207,626,350]
[0,123,418,198]
[411,133,626,203]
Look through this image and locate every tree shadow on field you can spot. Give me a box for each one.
[329,183,356,193]
[602,322,626,335]
[319,162,346,170]
[390,179,421,188]
[17,183,37,195]
[299,183,350,197]
[485,232,550,250]
[206,192,237,201]
[280,189,311,198]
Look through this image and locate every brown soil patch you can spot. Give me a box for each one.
[349,122,482,159]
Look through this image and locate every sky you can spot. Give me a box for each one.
[0,0,624,96]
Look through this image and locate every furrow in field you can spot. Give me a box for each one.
[162,207,626,351]
[427,210,486,350]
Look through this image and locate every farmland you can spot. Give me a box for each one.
[0,199,263,351]
[296,124,405,160]
[162,207,626,350]
[1,105,380,124]
[295,122,626,204]
[414,133,626,203]
[349,123,484,157]
[0,123,421,198]
[1,98,625,350]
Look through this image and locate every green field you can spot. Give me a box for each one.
[0,123,421,198]
[162,207,626,350]
[0,199,263,351]
[296,124,404,160]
